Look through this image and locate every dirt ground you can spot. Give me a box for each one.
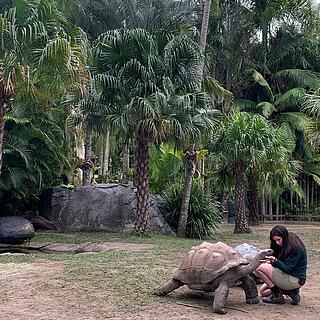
[0,223,319,320]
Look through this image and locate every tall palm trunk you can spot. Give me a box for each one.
[122,142,130,184]
[234,160,250,233]
[247,168,259,225]
[197,0,212,87]
[0,81,12,176]
[0,99,6,176]
[134,137,150,234]
[176,0,212,238]
[102,129,110,182]
[261,190,266,221]
[177,149,197,236]
[82,127,93,186]
[98,138,103,176]
[262,25,268,77]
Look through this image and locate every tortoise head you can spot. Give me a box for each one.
[258,248,274,259]
[242,248,274,274]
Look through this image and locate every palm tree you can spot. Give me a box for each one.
[250,0,315,75]
[94,29,219,234]
[177,0,217,237]
[66,81,111,186]
[0,0,89,176]
[213,112,279,233]
[237,66,320,220]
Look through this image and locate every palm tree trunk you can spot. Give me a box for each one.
[197,0,212,88]
[234,160,250,233]
[247,168,259,226]
[177,149,197,236]
[311,179,314,207]
[0,81,12,177]
[134,137,150,234]
[198,158,205,190]
[98,138,103,176]
[261,190,266,222]
[102,129,110,182]
[268,195,273,220]
[122,142,130,184]
[82,127,93,186]
[262,25,268,77]
[0,98,6,176]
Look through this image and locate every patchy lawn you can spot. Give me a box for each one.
[0,222,319,320]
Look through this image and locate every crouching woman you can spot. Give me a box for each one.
[255,225,307,305]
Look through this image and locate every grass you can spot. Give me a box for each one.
[0,222,319,315]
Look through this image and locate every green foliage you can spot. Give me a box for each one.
[149,143,183,193]
[94,28,221,145]
[160,182,221,239]
[282,202,320,222]
[213,112,277,166]
[275,69,320,89]
[0,108,70,213]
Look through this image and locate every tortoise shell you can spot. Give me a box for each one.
[173,241,248,284]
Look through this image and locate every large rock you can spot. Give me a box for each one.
[39,184,174,234]
[0,216,35,244]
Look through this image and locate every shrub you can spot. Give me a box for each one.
[160,181,221,239]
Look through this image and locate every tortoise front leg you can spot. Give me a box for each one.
[154,279,183,296]
[240,275,259,304]
[212,282,229,314]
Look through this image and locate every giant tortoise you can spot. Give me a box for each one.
[155,241,273,314]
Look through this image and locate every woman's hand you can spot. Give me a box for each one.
[260,256,277,264]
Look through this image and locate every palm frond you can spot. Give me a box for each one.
[203,75,234,106]
[275,69,320,89]
[249,69,274,102]
[274,87,306,111]
[256,101,276,118]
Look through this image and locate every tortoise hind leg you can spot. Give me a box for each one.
[212,282,229,314]
[154,279,183,296]
[240,275,259,304]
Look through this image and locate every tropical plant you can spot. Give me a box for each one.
[212,112,281,233]
[237,66,320,220]
[148,143,183,193]
[0,107,69,213]
[0,0,89,176]
[160,181,221,239]
[94,28,220,234]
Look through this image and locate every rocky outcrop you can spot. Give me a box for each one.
[0,216,35,244]
[39,184,173,235]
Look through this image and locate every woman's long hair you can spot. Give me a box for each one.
[269,225,306,260]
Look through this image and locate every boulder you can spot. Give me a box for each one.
[39,184,174,234]
[0,216,35,244]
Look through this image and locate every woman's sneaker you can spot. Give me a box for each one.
[262,286,285,304]
[262,293,285,304]
[283,289,300,305]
